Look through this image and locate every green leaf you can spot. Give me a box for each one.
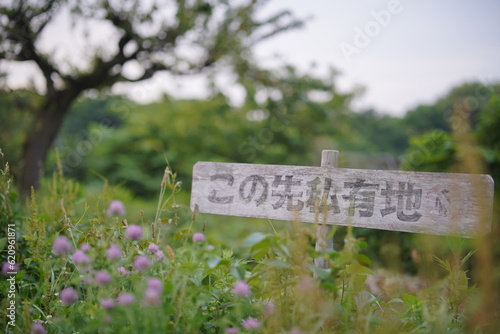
[388,298,404,304]
[348,263,373,276]
[267,260,291,269]
[433,256,451,272]
[230,266,246,281]
[207,257,221,269]
[461,250,476,267]
[202,274,216,286]
[357,254,372,266]
[309,265,331,280]
[0,238,6,252]
[243,232,267,248]
[401,293,418,304]
[355,291,377,312]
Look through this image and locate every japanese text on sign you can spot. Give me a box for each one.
[190,162,494,236]
[209,174,431,222]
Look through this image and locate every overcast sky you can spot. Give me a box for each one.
[3,0,500,116]
[253,0,500,115]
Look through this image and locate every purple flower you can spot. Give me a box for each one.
[289,327,304,334]
[72,250,90,265]
[232,281,250,297]
[82,277,93,285]
[60,287,79,306]
[192,232,205,242]
[133,255,151,272]
[147,277,163,293]
[263,300,276,317]
[80,243,91,252]
[107,200,126,216]
[126,225,143,240]
[31,322,47,334]
[148,243,159,254]
[225,327,240,334]
[95,270,112,286]
[297,277,315,293]
[100,298,115,310]
[142,288,161,307]
[242,317,261,330]
[52,236,73,256]
[106,244,122,260]
[117,266,131,276]
[155,250,165,262]
[117,292,135,305]
[2,261,18,275]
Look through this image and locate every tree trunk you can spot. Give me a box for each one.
[19,89,79,197]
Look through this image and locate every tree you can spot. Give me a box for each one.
[0,0,302,196]
[403,82,500,137]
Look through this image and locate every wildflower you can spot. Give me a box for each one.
[2,261,18,275]
[117,292,135,305]
[263,300,276,317]
[126,224,143,240]
[289,327,304,334]
[95,270,112,286]
[147,277,163,293]
[107,200,126,216]
[206,244,215,250]
[225,327,240,334]
[155,250,165,262]
[133,255,151,271]
[142,288,161,307]
[52,236,72,256]
[31,322,47,334]
[60,287,78,306]
[232,281,250,297]
[148,243,159,254]
[72,250,90,265]
[242,317,261,330]
[297,277,315,293]
[192,232,205,242]
[117,266,131,276]
[106,244,122,260]
[100,298,115,310]
[80,243,91,252]
[82,277,93,285]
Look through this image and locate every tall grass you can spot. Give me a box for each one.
[0,138,498,334]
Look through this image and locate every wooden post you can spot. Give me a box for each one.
[314,150,339,269]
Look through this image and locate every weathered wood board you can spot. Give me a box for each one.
[190,162,494,237]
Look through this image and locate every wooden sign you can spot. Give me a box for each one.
[190,161,494,237]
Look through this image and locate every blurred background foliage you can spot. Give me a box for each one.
[1,71,499,274]
[2,80,499,268]
[2,80,498,198]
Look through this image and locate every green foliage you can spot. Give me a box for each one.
[1,162,498,333]
[403,82,500,137]
[0,90,39,170]
[476,94,500,182]
[401,92,500,185]
[400,130,456,173]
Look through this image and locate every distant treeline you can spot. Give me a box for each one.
[1,81,498,197]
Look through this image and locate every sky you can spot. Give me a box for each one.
[3,0,500,116]
[253,0,500,115]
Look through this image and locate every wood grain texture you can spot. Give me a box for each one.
[190,162,494,237]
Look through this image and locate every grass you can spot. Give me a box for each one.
[0,150,499,333]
